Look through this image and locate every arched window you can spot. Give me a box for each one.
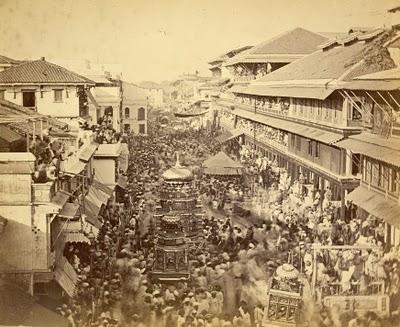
[138,107,145,120]
[124,107,130,118]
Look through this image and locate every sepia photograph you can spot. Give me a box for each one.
[0,0,400,326]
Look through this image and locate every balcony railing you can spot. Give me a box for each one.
[233,75,256,82]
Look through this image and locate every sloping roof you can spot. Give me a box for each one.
[253,41,367,83]
[0,54,20,65]
[238,85,335,100]
[355,67,400,80]
[251,28,328,55]
[0,125,23,143]
[208,45,253,64]
[78,143,98,161]
[336,133,400,167]
[347,185,400,228]
[0,59,95,85]
[0,99,69,135]
[203,151,243,168]
[122,82,148,105]
[92,86,120,105]
[226,28,328,66]
[138,81,161,89]
[203,151,243,175]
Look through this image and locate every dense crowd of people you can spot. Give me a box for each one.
[54,112,400,327]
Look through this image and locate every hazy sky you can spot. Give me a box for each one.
[0,0,396,83]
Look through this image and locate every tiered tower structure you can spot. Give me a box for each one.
[151,156,203,282]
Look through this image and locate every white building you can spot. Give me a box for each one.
[122,82,149,135]
[0,57,95,121]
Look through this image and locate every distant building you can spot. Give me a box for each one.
[139,81,164,108]
[0,57,95,122]
[88,85,123,132]
[0,54,20,72]
[223,28,331,85]
[122,82,148,134]
[208,45,253,79]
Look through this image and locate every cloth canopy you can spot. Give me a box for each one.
[174,107,208,118]
[346,185,400,229]
[202,151,243,175]
[215,129,243,143]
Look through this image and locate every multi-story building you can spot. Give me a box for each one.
[208,45,253,79]
[215,28,396,216]
[0,99,114,297]
[335,67,400,247]
[121,82,149,134]
[139,81,164,108]
[88,84,122,132]
[0,58,95,124]
[223,28,332,85]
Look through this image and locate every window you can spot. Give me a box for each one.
[0,90,4,100]
[307,140,313,156]
[296,135,301,151]
[125,107,130,118]
[22,91,36,108]
[138,107,145,120]
[54,89,63,102]
[314,142,320,158]
[124,124,130,133]
[390,168,398,193]
[290,134,295,148]
[139,123,145,134]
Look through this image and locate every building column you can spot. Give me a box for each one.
[345,149,352,176]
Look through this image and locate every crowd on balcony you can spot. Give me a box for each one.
[236,117,288,148]
[30,133,67,183]
[235,95,290,115]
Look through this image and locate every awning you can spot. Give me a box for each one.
[51,191,70,209]
[83,197,102,229]
[340,80,400,91]
[54,256,78,297]
[87,185,110,206]
[63,161,86,175]
[215,129,244,143]
[174,109,208,117]
[237,85,335,100]
[79,143,98,162]
[58,203,80,219]
[92,178,114,196]
[234,108,343,144]
[346,186,400,229]
[336,135,400,167]
[117,175,128,189]
[64,232,90,244]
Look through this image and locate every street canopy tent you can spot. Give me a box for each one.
[202,151,243,176]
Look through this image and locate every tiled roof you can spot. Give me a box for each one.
[0,54,19,65]
[253,41,367,83]
[0,59,95,85]
[0,99,70,137]
[123,82,148,104]
[0,125,23,143]
[249,28,328,55]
